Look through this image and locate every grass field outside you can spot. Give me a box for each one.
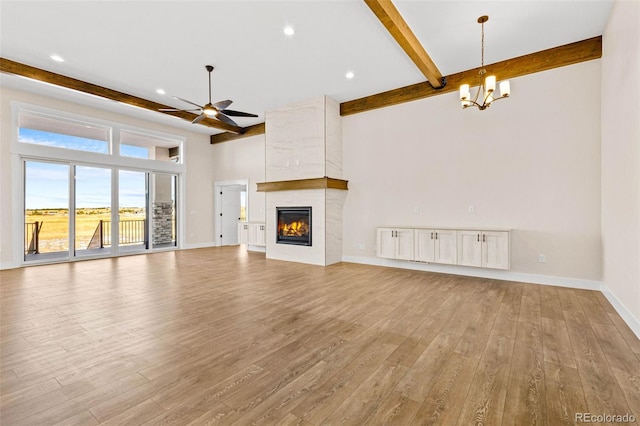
[26,208,146,253]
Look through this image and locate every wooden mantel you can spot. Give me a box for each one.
[257,177,348,192]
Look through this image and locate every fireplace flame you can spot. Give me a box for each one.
[280,220,309,237]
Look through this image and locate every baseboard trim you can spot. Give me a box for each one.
[182,242,218,250]
[247,245,266,253]
[600,284,640,339]
[342,256,601,290]
[0,260,20,270]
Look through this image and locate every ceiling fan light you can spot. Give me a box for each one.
[203,106,218,117]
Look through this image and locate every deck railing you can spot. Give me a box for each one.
[25,221,42,254]
[87,219,147,248]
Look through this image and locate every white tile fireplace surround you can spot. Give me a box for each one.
[258,96,347,266]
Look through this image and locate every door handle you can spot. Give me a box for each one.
[482,234,486,242]
[477,234,480,242]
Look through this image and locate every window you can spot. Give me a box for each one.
[120,130,180,162]
[17,108,182,163]
[15,104,185,265]
[19,111,110,154]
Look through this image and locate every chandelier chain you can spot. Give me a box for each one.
[481,20,485,69]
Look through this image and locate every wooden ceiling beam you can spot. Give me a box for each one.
[364,0,444,88]
[210,36,602,143]
[0,57,243,134]
[0,36,601,144]
[210,122,265,144]
[341,36,602,116]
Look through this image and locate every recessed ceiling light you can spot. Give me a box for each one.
[283,26,294,36]
[156,89,166,95]
[346,71,355,79]
[50,54,64,63]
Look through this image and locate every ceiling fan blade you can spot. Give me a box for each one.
[212,99,233,110]
[214,112,239,127]
[192,113,207,124]
[173,96,204,109]
[159,108,201,112]
[222,109,258,118]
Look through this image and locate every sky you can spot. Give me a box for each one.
[22,129,150,209]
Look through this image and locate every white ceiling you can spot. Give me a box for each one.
[0,0,613,135]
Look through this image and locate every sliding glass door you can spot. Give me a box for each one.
[24,160,179,263]
[24,161,70,262]
[119,170,149,253]
[75,165,112,257]
[151,173,177,249]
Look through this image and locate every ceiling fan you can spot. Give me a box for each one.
[159,65,257,126]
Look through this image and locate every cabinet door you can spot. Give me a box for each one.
[376,228,396,259]
[395,229,415,260]
[434,229,457,264]
[238,223,249,245]
[414,229,435,262]
[253,224,266,246]
[457,230,482,267]
[482,231,510,269]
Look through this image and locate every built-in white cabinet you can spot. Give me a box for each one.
[377,226,510,270]
[238,222,266,247]
[253,223,266,246]
[457,230,510,269]
[414,229,457,264]
[238,222,249,244]
[376,228,414,260]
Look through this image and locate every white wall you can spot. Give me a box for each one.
[209,134,266,224]
[601,0,640,330]
[342,60,603,282]
[0,86,216,267]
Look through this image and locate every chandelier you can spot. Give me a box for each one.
[460,15,510,110]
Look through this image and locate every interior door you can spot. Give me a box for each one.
[221,186,241,245]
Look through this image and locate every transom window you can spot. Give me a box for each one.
[18,111,110,154]
[17,108,182,163]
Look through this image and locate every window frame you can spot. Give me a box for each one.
[11,101,187,266]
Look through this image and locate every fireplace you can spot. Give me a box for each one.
[277,207,312,246]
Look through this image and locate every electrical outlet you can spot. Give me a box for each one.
[538,254,546,263]
[357,243,365,250]
[413,206,420,214]
[468,205,475,214]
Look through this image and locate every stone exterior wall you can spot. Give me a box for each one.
[153,202,174,245]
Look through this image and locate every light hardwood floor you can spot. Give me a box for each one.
[1,246,639,425]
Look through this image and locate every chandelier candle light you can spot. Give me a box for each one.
[460,15,510,110]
